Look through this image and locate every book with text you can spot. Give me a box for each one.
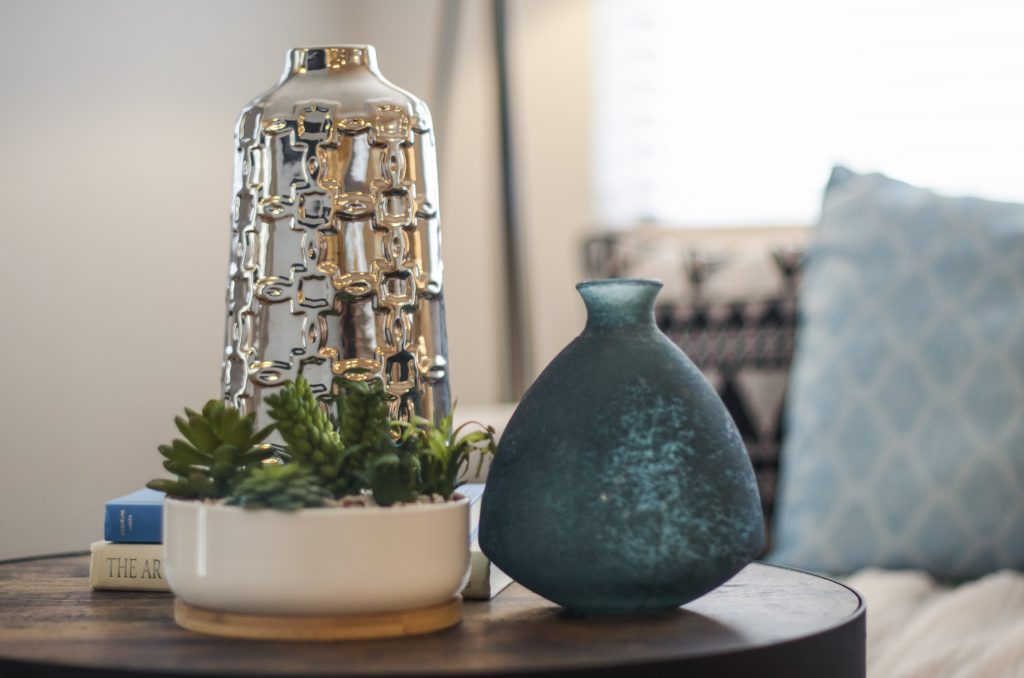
[88,540,169,591]
[461,483,514,600]
[103,488,164,543]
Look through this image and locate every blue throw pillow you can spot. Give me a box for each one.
[770,166,1024,580]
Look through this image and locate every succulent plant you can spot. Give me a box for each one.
[226,463,332,510]
[152,378,496,509]
[328,378,412,501]
[147,400,274,499]
[363,441,423,506]
[264,377,349,496]
[406,410,497,499]
[332,378,392,449]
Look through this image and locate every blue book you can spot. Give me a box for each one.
[103,488,164,543]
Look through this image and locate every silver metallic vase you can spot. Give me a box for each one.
[223,46,451,426]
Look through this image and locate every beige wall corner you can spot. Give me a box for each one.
[507,0,595,381]
[436,0,509,406]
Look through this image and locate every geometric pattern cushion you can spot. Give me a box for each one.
[770,166,1024,580]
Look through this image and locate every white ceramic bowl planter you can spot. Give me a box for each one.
[163,495,470,634]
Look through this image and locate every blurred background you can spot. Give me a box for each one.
[2,0,1023,559]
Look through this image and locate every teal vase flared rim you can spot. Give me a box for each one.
[576,278,663,291]
[576,278,664,330]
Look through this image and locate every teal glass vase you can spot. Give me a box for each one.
[479,279,764,614]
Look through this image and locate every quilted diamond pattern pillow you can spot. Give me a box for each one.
[770,167,1024,580]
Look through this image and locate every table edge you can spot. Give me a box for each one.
[0,550,90,566]
[0,556,867,677]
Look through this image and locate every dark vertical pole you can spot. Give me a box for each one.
[493,0,530,400]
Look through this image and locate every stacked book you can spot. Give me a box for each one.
[459,484,514,600]
[89,488,166,590]
[88,484,512,600]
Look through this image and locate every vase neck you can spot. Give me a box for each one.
[578,279,662,332]
[287,46,380,76]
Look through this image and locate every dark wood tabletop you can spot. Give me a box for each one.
[0,554,864,678]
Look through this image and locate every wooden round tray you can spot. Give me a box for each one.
[174,597,462,641]
[2,558,866,676]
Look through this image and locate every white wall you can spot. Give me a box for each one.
[0,0,518,559]
[509,0,595,377]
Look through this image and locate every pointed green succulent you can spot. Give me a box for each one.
[226,463,332,510]
[405,409,497,499]
[154,378,496,509]
[147,400,275,499]
[333,378,392,449]
[264,376,350,496]
[328,381,497,504]
[327,378,400,498]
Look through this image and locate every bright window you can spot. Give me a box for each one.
[593,0,1024,227]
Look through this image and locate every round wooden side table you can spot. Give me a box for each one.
[0,554,864,677]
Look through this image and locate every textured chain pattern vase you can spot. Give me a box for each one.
[223,46,450,426]
[479,279,764,614]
